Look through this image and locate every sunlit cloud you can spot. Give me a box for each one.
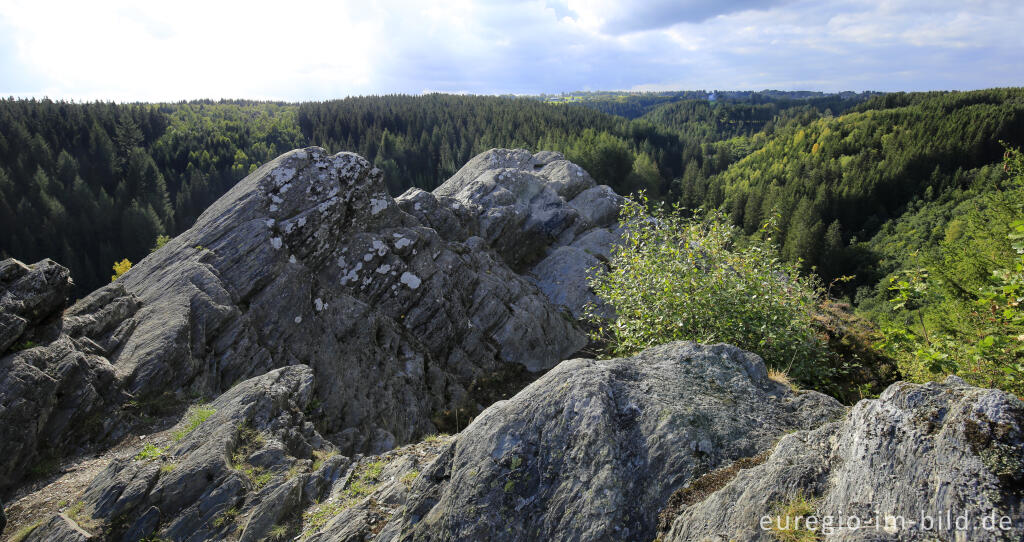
[0,0,1021,101]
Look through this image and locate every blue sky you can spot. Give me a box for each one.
[1,0,1021,101]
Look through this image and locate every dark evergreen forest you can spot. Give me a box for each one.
[0,88,1020,318]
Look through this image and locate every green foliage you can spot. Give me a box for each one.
[13,340,36,351]
[230,422,273,490]
[212,506,240,528]
[268,524,290,540]
[873,146,1024,396]
[401,469,420,487]
[300,457,391,537]
[311,448,337,471]
[172,404,216,441]
[302,500,346,538]
[707,88,1024,287]
[134,442,167,461]
[588,195,830,385]
[151,234,171,252]
[111,258,132,281]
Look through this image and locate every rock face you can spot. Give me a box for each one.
[658,375,1024,541]
[0,147,621,496]
[305,342,846,542]
[0,260,136,495]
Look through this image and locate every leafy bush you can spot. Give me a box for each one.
[111,258,132,281]
[588,195,831,385]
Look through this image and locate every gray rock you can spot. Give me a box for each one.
[24,513,94,542]
[659,375,1024,541]
[28,366,329,542]
[99,147,600,451]
[0,262,134,495]
[1,147,623,497]
[300,341,846,542]
[568,185,624,227]
[0,258,72,354]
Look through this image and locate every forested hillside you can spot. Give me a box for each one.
[1,91,856,294]
[2,89,1022,397]
[698,89,1024,286]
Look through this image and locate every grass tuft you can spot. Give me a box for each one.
[172,404,216,441]
[768,492,822,542]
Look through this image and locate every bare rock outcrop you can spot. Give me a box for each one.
[657,375,1024,541]
[0,147,621,497]
[300,341,846,542]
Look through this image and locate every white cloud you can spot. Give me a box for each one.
[0,0,1021,100]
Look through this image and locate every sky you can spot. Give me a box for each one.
[0,0,1021,102]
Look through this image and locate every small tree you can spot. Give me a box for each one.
[111,258,132,282]
[587,195,831,385]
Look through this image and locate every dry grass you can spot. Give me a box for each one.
[657,448,772,532]
[767,368,797,391]
[768,492,822,542]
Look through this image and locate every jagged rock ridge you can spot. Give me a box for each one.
[0,147,621,495]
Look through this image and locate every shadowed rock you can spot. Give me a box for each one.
[0,147,622,496]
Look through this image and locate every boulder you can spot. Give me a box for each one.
[0,258,72,354]
[300,341,846,541]
[0,261,135,496]
[657,375,1024,541]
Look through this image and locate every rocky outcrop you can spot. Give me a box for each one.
[0,260,137,495]
[0,147,622,497]
[657,375,1024,541]
[300,342,846,542]
[0,258,73,355]
[25,366,331,541]
[23,341,842,542]
[7,147,1023,541]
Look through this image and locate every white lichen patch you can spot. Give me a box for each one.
[272,166,296,188]
[337,255,347,268]
[269,204,279,212]
[265,219,275,228]
[271,194,284,204]
[363,253,373,262]
[400,272,422,290]
[394,237,413,249]
[298,217,306,227]
[341,262,363,285]
[271,237,283,250]
[369,197,389,215]
[314,298,326,312]
[372,239,388,256]
[289,255,297,264]
[376,264,392,274]
[294,316,302,324]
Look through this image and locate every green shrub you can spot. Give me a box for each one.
[767,492,822,542]
[587,195,830,385]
